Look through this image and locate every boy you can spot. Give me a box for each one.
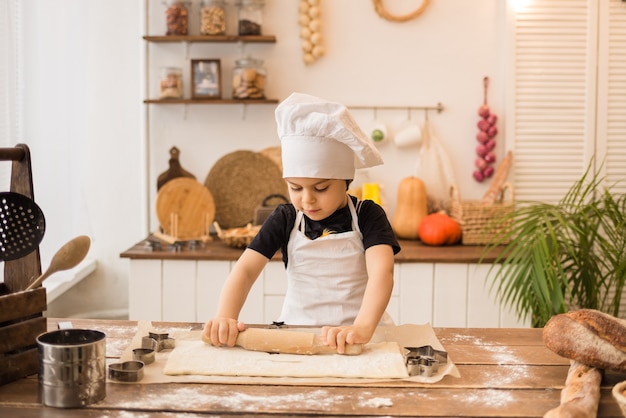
[204,92,400,353]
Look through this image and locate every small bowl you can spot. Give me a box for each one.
[613,380,626,418]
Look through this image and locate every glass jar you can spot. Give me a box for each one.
[159,67,183,99]
[165,0,189,36]
[200,0,226,36]
[236,0,264,36]
[232,57,266,99]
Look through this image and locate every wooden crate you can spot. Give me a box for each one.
[0,285,47,385]
[0,144,45,385]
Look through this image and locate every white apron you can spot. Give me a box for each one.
[278,198,389,326]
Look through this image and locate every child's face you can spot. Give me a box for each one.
[285,178,348,221]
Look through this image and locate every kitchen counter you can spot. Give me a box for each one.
[120,235,505,263]
[0,318,623,417]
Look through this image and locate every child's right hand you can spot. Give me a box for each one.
[203,317,246,347]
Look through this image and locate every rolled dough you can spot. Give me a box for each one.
[164,333,409,379]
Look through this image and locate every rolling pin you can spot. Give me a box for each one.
[202,328,363,355]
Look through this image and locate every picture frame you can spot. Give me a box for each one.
[191,59,221,99]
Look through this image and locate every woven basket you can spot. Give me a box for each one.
[214,222,261,249]
[449,183,514,245]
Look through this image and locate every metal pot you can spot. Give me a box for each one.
[37,329,106,408]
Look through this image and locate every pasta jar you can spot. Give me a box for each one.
[232,57,266,99]
[200,0,226,36]
[159,67,183,99]
[236,0,264,36]
[165,0,189,36]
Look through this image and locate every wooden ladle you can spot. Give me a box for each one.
[26,235,91,291]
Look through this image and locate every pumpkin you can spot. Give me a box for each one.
[418,212,462,246]
[391,176,428,240]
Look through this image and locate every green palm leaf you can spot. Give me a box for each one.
[481,160,625,327]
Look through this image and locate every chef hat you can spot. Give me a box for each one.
[275,92,384,179]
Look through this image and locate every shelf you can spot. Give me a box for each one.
[144,98,279,105]
[143,35,276,43]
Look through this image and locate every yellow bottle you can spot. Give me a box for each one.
[362,183,381,205]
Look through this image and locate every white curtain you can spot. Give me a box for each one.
[0,0,21,188]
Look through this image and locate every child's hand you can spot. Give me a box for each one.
[320,325,373,354]
[203,317,246,347]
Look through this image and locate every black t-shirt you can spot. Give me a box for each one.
[248,195,401,267]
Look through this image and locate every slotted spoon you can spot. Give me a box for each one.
[0,191,46,262]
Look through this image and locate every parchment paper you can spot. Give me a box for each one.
[115,321,460,385]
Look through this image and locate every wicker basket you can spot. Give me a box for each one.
[449,183,514,245]
[214,222,261,249]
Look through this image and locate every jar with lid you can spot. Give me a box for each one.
[164,0,189,36]
[236,0,264,36]
[159,67,183,99]
[200,0,226,36]
[232,57,266,99]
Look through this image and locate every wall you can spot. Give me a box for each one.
[145,0,508,230]
[20,0,508,318]
[20,0,144,317]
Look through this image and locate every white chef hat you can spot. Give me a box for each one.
[275,92,384,179]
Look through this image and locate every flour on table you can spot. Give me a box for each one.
[163,332,409,379]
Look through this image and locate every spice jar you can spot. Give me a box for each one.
[165,0,189,36]
[159,67,183,99]
[232,57,266,99]
[236,0,264,36]
[200,0,226,36]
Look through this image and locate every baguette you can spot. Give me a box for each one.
[543,309,626,373]
[543,360,602,418]
[481,150,513,204]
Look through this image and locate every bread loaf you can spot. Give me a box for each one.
[543,309,626,373]
[543,361,602,418]
[565,309,626,351]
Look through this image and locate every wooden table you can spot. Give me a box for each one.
[1,318,624,417]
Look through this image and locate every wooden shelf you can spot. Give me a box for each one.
[143,35,276,43]
[144,98,279,105]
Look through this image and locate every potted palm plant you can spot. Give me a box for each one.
[482,163,626,327]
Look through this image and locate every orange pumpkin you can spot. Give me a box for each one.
[418,212,462,246]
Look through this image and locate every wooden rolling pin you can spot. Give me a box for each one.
[203,328,363,355]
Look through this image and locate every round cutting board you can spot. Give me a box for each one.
[156,177,216,240]
[205,150,287,228]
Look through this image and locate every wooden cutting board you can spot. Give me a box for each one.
[259,145,282,171]
[157,146,196,191]
[155,177,216,240]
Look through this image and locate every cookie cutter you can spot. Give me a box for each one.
[132,348,155,365]
[142,331,176,352]
[108,360,145,382]
[404,345,448,377]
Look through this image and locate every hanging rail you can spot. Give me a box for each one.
[347,102,444,113]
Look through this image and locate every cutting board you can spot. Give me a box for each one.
[259,145,282,171]
[155,177,216,240]
[157,146,196,191]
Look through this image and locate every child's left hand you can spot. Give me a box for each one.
[320,325,374,354]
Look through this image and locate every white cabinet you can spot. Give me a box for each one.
[127,259,529,327]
